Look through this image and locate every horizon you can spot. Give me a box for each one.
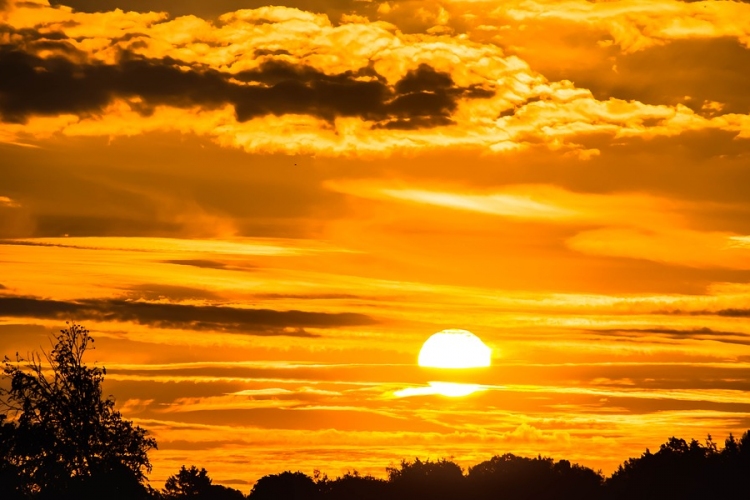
[2,0,750,491]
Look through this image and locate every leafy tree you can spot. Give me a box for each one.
[468,453,602,500]
[387,458,464,500]
[0,323,157,497]
[0,414,25,500]
[317,470,388,500]
[249,471,318,500]
[163,466,214,498]
[162,465,245,499]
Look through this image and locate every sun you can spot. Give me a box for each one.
[418,329,491,368]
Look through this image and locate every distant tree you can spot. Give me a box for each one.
[0,323,157,498]
[318,470,388,500]
[387,458,464,500]
[606,434,726,500]
[248,471,318,500]
[163,466,214,498]
[161,465,244,499]
[468,453,602,500]
[210,483,247,500]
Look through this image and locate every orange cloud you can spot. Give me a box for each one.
[2,1,748,156]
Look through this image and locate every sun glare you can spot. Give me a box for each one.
[394,382,485,398]
[418,329,492,368]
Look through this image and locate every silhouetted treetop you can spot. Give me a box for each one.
[162,465,245,499]
[468,453,602,500]
[0,322,156,498]
[248,471,318,500]
[606,431,750,500]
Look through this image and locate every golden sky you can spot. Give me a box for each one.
[2,0,750,490]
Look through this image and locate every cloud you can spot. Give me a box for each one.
[682,308,750,318]
[121,283,223,302]
[0,45,491,128]
[568,228,750,269]
[0,237,321,256]
[545,39,750,117]
[587,327,750,346]
[0,294,377,335]
[49,0,371,20]
[2,2,744,156]
[162,259,238,270]
[0,196,19,208]
[501,0,750,52]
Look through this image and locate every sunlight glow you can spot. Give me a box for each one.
[418,329,492,368]
[394,382,485,398]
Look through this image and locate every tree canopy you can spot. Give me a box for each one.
[0,323,156,498]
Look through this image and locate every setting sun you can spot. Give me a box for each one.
[418,329,492,369]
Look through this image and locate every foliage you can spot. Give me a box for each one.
[386,458,464,500]
[161,465,244,499]
[316,470,388,500]
[163,466,214,498]
[248,471,319,500]
[606,432,750,500]
[468,453,602,500]
[0,322,157,498]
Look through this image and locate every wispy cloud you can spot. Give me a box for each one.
[0,196,19,208]
[0,294,376,335]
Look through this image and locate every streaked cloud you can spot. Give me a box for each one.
[0,294,376,335]
[0,196,19,208]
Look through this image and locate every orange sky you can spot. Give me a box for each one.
[2,0,750,490]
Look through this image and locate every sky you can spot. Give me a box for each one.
[2,0,750,490]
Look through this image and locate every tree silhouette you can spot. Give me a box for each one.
[318,470,388,500]
[603,433,750,500]
[0,414,25,500]
[468,453,603,500]
[0,323,157,498]
[248,471,318,500]
[386,458,464,500]
[163,466,214,498]
[161,465,244,499]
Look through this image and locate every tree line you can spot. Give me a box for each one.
[1,324,749,499]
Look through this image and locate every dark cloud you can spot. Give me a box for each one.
[49,0,375,21]
[0,41,493,128]
[162,259,235,270]
[0,283,7,290]
[32,215,182,237]
[543,38,750,116]
[0,295,377,336]
[663,308,750,318]
[587,326,750,346]
[705,309,750,317]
